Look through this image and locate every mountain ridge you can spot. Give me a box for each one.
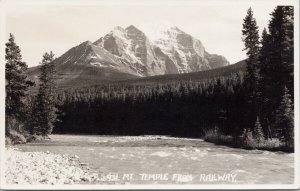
[66,24,230,77]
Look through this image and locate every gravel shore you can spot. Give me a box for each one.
[5,148,99,185]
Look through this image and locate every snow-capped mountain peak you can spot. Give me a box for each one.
[138,21,181,42]
[54,23,229,77]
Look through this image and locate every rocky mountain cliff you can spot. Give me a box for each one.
[32,24,230,78]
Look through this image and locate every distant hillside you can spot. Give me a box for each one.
[27,63,138,90]
[27,60,245,92]
[116,60,246,85]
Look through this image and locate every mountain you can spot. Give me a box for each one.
[28,24,230,87]
[93,24,229,76]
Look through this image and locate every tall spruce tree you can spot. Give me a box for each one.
[262,6,294,136]
[32,51,57,136]
[258,28,273,138]
[275,86,294,148]
[242,8,261,129]
[276,6,293,91]
[5,33,34,134]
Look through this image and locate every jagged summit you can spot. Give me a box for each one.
[126,25,141,31]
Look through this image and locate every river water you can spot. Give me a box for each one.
[16,135,294,184]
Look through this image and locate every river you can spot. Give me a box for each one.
[15,134,294,184]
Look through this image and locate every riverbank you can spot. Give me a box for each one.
[5,147,98,185]
[203,130,294,153]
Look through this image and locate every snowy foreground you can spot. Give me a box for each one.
[5,148,98,185]
[6,135,294,185]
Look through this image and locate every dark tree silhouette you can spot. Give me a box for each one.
[242,8,261,129]
[5,33,34,134]
[31,52,57,136]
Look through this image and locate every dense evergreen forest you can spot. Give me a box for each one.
[5,6,294,151]
[53,74,245,137]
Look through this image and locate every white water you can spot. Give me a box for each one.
[16,135,294,184]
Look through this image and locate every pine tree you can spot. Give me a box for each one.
[282,6,294,96]
[275,86,294,148]
[253,117,265,146]
[258,28,273,138]
[32,51,57,136]
[261,6,294,138]
[268,6,294,96]
[5,33,34,134]
[242,8,261,129]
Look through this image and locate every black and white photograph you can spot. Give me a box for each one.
[0,0,299,189]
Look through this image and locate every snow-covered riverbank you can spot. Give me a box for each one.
[5,148,98,185]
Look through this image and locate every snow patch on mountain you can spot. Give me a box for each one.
[138,22,209,73]
[137,21,178,42]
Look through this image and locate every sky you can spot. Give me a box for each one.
[3,0,297,67]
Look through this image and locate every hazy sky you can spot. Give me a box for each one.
[3,0,297,67]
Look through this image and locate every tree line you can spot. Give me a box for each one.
[53,74,245,137]
[5,6,294,150]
